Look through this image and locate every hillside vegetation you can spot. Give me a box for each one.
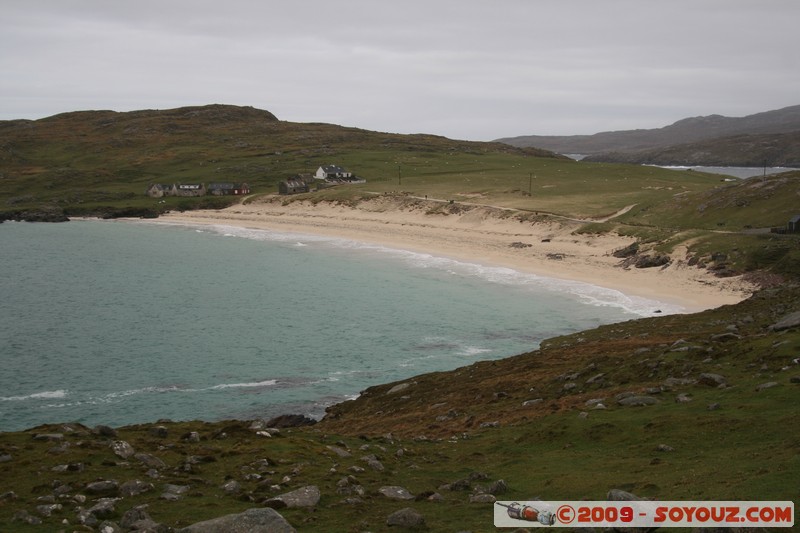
[1,104,799,531]
[0,104,557,220]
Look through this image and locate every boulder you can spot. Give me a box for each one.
[135,452,166,469]
[264,485,320,509]
[698,373,728,387]
[110,440,135,459]
[469,493,497,503]
[617,396,658,406]
[85,480,119,495]
[386,507,425,528]
[770,311,800,331]
[379,486,415,500]
[361,454,385,471]
[93,425,118,438]
[120,506,154,529]
[119,479,153,497]
[177,508,295,533]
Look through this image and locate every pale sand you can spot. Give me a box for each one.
[159,195,757,313]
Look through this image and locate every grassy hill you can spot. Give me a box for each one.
[0,104,558,220]
[1,104,799,531]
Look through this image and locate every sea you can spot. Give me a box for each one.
[0,220,677,432]
[564,155,797,179]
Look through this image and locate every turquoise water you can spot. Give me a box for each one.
[0,220,674,431]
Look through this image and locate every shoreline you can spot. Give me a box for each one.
[157,195,756,313]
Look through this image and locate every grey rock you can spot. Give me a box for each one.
[387,382,411,395]
[149,425,169,438]
[111,440,135,459]
[698,373,728,387]
[88,497,119,518]
[36,503,62,516]
[222,480,242,494]
[120,479,154,497]
[86,480,119,494]
[379,485,415,500]
[656,444,674,452]
[522,398,543,407]
[607,488,645,501]
[710,332,741,342]
[386,507,425,528]
[756,381,779,391]
[361,454,385,471]
[32,433,63,442]
[469,493,497,503]
[790,375,800,384]
[675,393,693,403]
[617,395,658,406]
[487,479,508,495]
[585,372,606,384]
[161,483,190,501]
[326,445,352,458]
[177,507,296,532]
[98,521,124,533]
[120,506,153,529]
[76,507,98,526]
[707,402,722,411]
[135,452,166,469]
[264,485,320,509]
[770,311,800,331]
[13,510,42,525]
[663,377,696,388]
[183,431,201,443]
[0,454,12,463]
[93,425,118,438]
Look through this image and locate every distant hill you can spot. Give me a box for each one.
[585,131,800,167]
[495,105,800,164]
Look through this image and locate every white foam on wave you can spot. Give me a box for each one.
[458,345,493,357]
[208,379,278,390]
[0,389,68,401]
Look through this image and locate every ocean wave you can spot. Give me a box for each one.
[0,389,68,401]
[208,379,278,390]
[458,345,493,357]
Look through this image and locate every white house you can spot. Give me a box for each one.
[315,164,353,180]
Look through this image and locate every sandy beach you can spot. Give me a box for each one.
[160,194,756,313]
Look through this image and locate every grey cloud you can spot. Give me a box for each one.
[1,0,798,140]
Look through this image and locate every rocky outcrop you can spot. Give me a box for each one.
[177,508,295,533]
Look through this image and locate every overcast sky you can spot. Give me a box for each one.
[2,0,799,140]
